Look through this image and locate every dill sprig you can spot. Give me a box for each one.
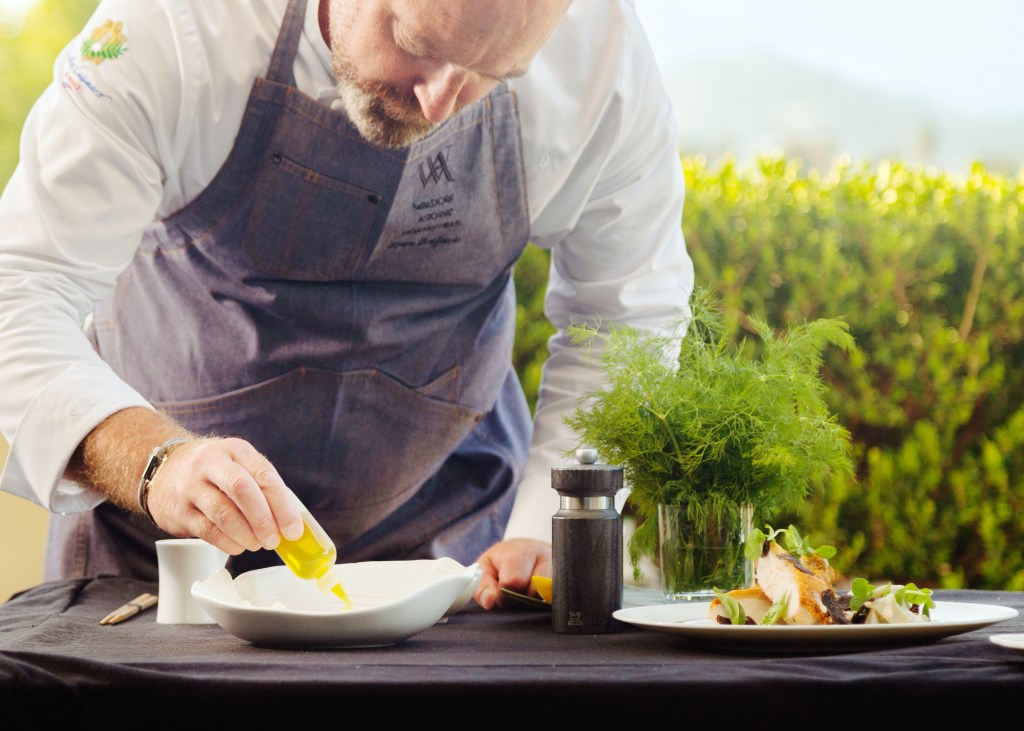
[565,286,857,579]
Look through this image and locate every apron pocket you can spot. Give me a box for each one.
[243,152,385,280]
[154,366,484,538]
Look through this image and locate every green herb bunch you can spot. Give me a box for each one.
[565,286,857,578]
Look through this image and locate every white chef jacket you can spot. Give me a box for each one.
[0,0,692,545]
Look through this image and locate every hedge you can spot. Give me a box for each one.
[513,154,1024,590]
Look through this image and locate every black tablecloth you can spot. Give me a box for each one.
[1,577,1022,727]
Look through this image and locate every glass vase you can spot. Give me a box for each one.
[657,502,753,601]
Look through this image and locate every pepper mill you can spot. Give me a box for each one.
[551,447,624,634]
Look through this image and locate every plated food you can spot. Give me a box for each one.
[613,526,1018,651]
[613,600,1017,651]
[709,525,934,626]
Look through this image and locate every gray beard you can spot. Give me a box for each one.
[326,1,443,148]
[334,76,439,149]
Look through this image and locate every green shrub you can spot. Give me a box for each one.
[512,243,555,414]
[514,154,1024,590]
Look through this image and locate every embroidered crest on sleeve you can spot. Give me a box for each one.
[81,19,128,64]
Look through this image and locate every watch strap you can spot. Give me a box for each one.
[136,437,190,525]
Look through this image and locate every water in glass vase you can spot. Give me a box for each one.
[657,502,753,601]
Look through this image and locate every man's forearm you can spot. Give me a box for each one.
[65,406,193,512]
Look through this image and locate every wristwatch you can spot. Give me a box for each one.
[136,437,190,525]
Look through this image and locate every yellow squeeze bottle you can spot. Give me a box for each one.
[274,504,352,609]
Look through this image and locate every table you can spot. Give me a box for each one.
[1,577,1022,727]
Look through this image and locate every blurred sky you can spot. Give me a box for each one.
[634,0,1024,118]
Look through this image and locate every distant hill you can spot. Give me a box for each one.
[662,52,1024,175]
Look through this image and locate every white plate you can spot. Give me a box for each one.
[990,633,1024,652]
[191,558,481,649]
[613,601,1018,651]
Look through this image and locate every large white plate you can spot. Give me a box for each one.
[191,558,480,649]
[613,601,1018,651]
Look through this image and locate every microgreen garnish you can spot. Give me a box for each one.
[778,525,837,560]
[760,593,790,625]
[712,588,746,625]
[850,578,934,617]
[849,577,875,611]
[744,524,836,562]
[896,583,935,617]
[744,526,778,562]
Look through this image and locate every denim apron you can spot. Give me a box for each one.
[45,0,532,581]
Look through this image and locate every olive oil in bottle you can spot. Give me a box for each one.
[274,504,352,609]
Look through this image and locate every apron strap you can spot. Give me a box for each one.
[266,0,309,86]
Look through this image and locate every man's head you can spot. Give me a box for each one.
[325,0,572,148]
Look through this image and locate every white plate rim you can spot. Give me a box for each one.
[989,632,1024,651]
[613,601,1019,648]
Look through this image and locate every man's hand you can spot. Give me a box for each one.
[66,406,305,558]
[147,437,305,556]
[472,537,552,609]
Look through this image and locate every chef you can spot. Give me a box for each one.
[0,0,692,609]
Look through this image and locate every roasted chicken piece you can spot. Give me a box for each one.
[710,538,850,625]
[798,552,836,585]
[754,540,850,625]
[708,587,774,624]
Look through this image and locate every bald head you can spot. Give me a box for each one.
[327,0,572,147]
[390,0,573,80]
